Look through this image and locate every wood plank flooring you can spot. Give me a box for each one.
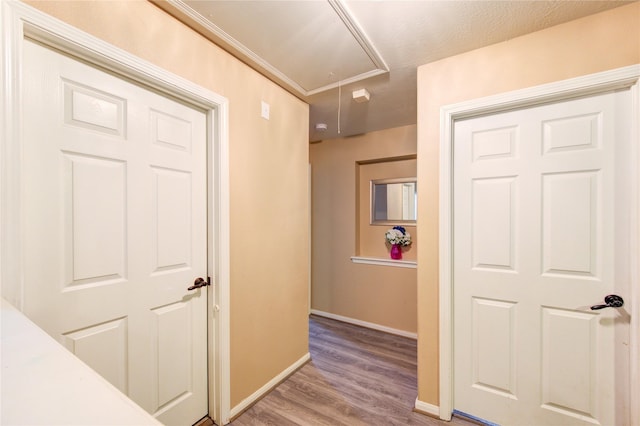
[228,315,475,426]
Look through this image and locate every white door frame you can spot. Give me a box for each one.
[0,1,232,424]
[438,65,640,423]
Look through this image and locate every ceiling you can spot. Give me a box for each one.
[155,0,634,142]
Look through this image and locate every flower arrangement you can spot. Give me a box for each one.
[385,226,412,247]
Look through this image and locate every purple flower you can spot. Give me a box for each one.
[392,226,406,235]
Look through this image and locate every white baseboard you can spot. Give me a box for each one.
[414,398,440,417]
[228,352,311,420]
[310,309,417,339]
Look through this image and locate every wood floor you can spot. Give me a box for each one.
[227,315,475,426]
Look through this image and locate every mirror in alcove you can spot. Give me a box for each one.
[370,177,417,225]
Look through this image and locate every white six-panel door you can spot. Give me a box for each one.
[453,90,631,425]
[21,39,208,425]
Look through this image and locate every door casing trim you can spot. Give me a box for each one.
[0,1,232,423]
[438,65,640,423]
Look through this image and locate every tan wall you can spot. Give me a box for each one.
[26,0,310,408]
[310,125,418,333]
[416,3,640,406]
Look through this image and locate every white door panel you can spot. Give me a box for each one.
[22,39,208,425]
[454,91,630,425]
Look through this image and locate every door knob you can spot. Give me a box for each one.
[590,294,624,310]
[188,277,209,291]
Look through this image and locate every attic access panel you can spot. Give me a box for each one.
[182,0,388,95]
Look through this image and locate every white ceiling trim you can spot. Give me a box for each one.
[305,68,387,96]
[161,0,389,98]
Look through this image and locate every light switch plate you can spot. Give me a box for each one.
[261,101,270,120]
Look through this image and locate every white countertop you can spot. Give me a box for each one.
[1,298,162,425]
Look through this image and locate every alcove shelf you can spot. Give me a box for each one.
[350,256,417,269]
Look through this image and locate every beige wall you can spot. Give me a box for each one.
[310,124,418,333]
[26,0,310,408]
[416,2,640,406]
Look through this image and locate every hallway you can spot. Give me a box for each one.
[229,315,474,425]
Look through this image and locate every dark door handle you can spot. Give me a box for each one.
[590,294,624,310]
[188,277,209,291]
